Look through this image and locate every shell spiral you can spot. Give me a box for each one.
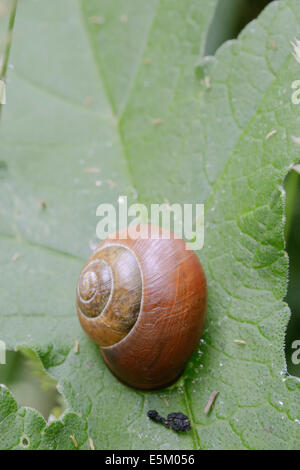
[76,225,207,390]
[77,245,142,347]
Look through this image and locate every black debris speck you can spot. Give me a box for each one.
[147,409,191,432]
[166,412,191,432]
[147,410,159,420]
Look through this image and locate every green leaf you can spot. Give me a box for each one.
[0,385,87,449]
[0,0,300,449]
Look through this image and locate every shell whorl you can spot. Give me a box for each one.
[77,260,112,317]
[77,245,143,347]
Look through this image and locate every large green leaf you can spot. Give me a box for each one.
[0,0,299,449]
[0,385,88,449]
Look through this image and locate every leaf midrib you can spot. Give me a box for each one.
[78,0,137,197]
[78,0,200,449]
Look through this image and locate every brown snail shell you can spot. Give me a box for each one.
[77,225,207,390]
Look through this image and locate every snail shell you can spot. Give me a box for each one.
[77,225,207,390]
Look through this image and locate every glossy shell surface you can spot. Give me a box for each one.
[77,225,207,389]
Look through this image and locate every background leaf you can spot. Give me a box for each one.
[0,384,87,450]
[285,169,300,378]
[0,0,299,449]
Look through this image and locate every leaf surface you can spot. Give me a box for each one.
[0,0,299,449]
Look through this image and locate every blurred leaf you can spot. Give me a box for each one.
[285,170,300,378]
[0,349,61,419]
[0,385,87,449]
[205,0,274,55]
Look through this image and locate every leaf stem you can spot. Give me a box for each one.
[0,0,18,79]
